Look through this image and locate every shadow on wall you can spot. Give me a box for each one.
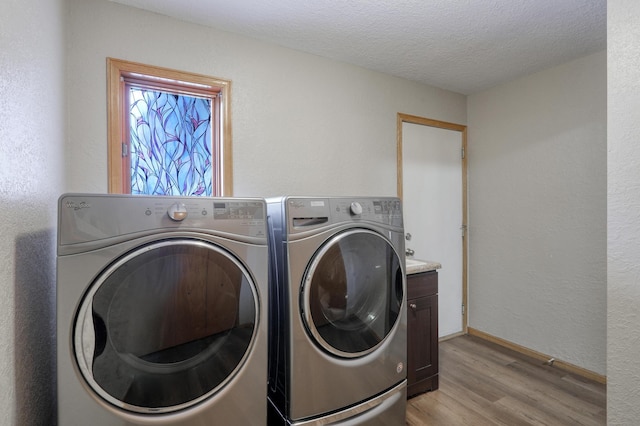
[14,229,57,425]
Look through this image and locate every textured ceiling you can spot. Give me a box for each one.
[109,0,606,95]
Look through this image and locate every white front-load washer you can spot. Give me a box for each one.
[266,196,407,425]
[57,194,268,425]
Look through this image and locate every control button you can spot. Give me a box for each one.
[350,202,363,216]
[167,202,188,221]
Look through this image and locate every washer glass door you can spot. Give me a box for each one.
[74,239,258,413]
[301,229,404,358]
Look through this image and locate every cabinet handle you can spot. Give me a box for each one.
[409,303,417,310]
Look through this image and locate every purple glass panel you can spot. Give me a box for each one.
[129,88,213,196]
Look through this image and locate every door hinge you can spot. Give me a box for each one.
[461,147,465,159]
[462,304,465,316]
[122,143,128,157]
[460,224,467,237]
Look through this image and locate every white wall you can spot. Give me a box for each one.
[608,1,640,422]
[467,51,606,375]
[0,0,66,424]
[66,0,466,197]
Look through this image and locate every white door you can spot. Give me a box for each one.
[402,122,464,338]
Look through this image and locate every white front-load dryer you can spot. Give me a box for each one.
[57,194,268,425]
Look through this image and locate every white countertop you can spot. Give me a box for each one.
[405,258,442,275]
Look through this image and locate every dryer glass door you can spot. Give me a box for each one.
[301,229,404,358]
[74,239,258,414]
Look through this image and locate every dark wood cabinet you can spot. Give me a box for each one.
[407,270,439,398]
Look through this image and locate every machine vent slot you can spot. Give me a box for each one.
[292,217,329,228]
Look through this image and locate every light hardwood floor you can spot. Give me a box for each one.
[407,335,606,425]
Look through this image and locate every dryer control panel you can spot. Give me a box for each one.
[285,196,403,233]
[58,194,266,250]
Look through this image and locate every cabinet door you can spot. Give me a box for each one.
[407,293,438,386]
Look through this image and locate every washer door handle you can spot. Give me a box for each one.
[92,313,107,357]
[75,301,98,375]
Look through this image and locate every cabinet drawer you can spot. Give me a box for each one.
[407,271,438,299]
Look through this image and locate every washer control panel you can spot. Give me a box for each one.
[286,197,402,232]
[58,194,267,248]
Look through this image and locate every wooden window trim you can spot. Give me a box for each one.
[107,57,233,195]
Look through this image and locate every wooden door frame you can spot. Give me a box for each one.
[397,112,468,335]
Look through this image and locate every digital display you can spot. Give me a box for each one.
[213,201,264,220]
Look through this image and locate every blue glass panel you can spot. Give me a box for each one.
[129,88,213,196]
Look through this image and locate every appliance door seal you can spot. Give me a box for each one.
[300,228,404,358]
[74,238,259,414]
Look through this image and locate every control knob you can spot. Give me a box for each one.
[350,201,363,216]
[167,202,188,221]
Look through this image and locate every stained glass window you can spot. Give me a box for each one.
[107,58,231,196]
[128,88,213,196]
